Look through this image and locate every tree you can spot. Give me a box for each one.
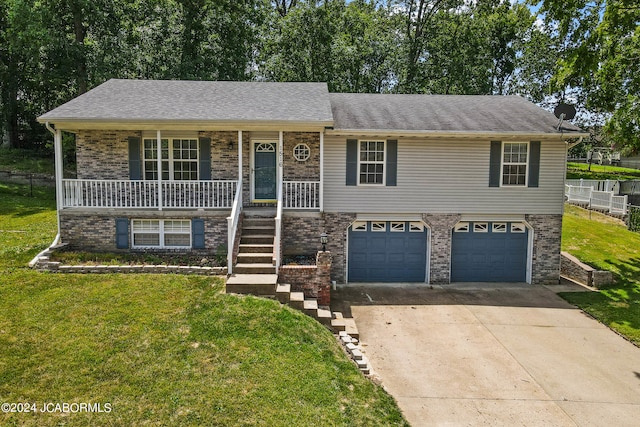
[537,0,640,153]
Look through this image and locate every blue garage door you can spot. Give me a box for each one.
[451,222,528,282]
[348,221,427,282]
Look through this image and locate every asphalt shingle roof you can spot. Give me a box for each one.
[329,93,582,134]
[39,79,334,124]
[39,79,583,135]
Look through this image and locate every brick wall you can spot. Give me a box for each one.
[422,213,461,284]
[322,212,356,283]
[199,131,239,180]
[282,213,324,255]
[283,132,320,181]
[60,211,228,253]
[278,251,331,305]
[526,214,562,285]
[76,130,134,179]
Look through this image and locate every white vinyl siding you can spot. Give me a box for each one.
[324,136,566,214]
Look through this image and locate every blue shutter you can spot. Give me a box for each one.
[192,218,205,249]
[128,137,142,180]
[386,140,397,186]
[346,139,357,186]
[528,141,540,188]
[115,218,129,249]
[199,137,211,180]
[489,141,502,187]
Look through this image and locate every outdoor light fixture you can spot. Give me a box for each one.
[228,141,234,150]
[320,232,328,252]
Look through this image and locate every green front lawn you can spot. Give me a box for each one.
[0,183,407,426]
[561,204,640,345]
[566,161,640,180]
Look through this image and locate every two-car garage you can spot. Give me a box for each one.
[347,220,530,283]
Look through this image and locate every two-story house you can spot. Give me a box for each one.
[38,79,586,286]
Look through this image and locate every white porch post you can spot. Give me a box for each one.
[157,130,162,211]
[238,130,242,184]
[54,128,63,232]
[278,131,284,188]
[319,130,324,212]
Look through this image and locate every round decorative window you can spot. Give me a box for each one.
[293,143,311,162]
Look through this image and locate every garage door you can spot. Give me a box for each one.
[451,222,528,282]
[348,221,427,282]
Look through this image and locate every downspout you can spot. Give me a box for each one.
[29,122,62,267]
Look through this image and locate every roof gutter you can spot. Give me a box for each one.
[325,128,591,140]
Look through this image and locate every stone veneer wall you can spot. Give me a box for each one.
[76,130,135,179]
[526,214,562,285]
[199,131,239,180]
[60,211,228,252]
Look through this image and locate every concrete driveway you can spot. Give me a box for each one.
[332,283,640,427]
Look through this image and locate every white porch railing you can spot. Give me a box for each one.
[227,180,242,274]
[283,181,320,209]
[62,179,236,209]
[274,182,283,272]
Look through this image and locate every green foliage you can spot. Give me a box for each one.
[539,0,640,154]
[628,205,640,232]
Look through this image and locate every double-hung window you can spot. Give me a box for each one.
[502,142,528,186]
[359,140,385,185]
[143,138,198,180]
[131,219,191,248]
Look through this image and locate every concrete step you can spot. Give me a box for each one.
[289,292,305,310]
[244,208,276,217]
[303,298,318,316]
[237,253,273,264]
[331,317,346,332]
[241,235,274,245]
[238,243,274,253]
[243,218,274,227]
[234,263,276,274]
[343,318,359,340]
[275,283,291,303]
[225,274,278,296]
[242,225,275,235]
[316,308,332,326]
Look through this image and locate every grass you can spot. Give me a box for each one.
[566,161,640,180]
[0,182,408,426]
[561,204,640,345]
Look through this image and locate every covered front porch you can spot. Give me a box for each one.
[51,129,324,273]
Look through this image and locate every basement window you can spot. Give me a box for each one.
[132,219,191,248]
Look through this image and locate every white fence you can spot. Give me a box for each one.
[565,179,619,193]
[565,184,628,215]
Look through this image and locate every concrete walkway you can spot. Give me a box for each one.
[332,283,640,426]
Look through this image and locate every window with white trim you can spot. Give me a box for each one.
[293,143,310,162]
[352,221,367,231]
[390,222,405,232]
[359,140,385,185]
[410,222,424,232]
[511,223,526,233]
[371,222,386,232]
[473,223,488,233]
[454,222,470,233]
[502,142,528,186]
[492,223,507,233]
[132,219,191,248]
[143,138,198,180]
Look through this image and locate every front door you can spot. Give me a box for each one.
[253,142,277,200]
